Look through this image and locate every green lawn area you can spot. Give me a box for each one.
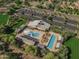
[64,38,79,59]
[0,14,9,25]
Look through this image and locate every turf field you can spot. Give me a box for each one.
[0,14,9,25]
[64,38,79,59]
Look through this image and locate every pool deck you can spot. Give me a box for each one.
[46,32,62,52]
[53,33,62,52]
[17,28,45,41]
[17,27,62,52]
[39,32,52,46]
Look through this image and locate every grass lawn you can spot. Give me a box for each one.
[0,14,9,25]
[64,38,79,59]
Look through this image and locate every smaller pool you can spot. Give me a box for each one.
[47,34,56,49]
[28,32,40,38]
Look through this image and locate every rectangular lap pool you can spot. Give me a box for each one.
[47,34,56,49]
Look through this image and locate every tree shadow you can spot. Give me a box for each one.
[36,47,42,57]
[8,52,23,59]
[4,43,13,52]
[3,26,14,34]
[64,33,77,42]
[15,38,24,48]
[67,47,72,59]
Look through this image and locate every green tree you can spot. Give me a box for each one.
[57,45,69,59]
[43,52,55,59]
[8,7,16,15]
[47,15,53,22]
[15,0,22,6]
[25,45,37,56]
[24,1,31,6]
[7,53,22,59]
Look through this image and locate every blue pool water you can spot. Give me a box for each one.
[47,34,56,49]
[28,32,40,38]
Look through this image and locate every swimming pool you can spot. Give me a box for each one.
[47,34,56,49]
[28,32,40,38]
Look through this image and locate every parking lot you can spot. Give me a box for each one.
[16,7,79,32]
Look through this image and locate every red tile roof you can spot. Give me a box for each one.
[0,8,7,12]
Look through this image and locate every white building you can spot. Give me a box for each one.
[28,20,50,31]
